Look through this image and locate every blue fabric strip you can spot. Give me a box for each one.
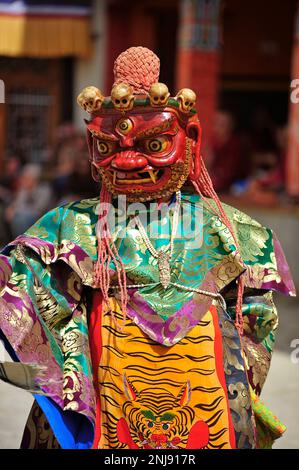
[34,395,94,449]
[0,329,18,361]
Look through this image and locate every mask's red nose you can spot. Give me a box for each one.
[111,151,148,171]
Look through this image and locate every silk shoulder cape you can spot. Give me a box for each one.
[0,193,295,448]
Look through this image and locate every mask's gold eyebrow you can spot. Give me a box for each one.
[135,116,176,140]
[90,129,118,142]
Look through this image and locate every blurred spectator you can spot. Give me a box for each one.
[64,156,99,203]
[51,124,98,204]
[5,164,53,238]
[51,143,76,201]
[51,124,78,201]
[249,109,278,178]
[209,110,243,193]
[230,119,290,206]
[0,152,24,200]
[0,153,25,246]
[250,108,277,152]
[248,125,288,204]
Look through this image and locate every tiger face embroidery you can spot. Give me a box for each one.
[117,376,209,449]
[97,300,236,449]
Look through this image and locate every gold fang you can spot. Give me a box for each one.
[110,169,159,185]
[148,170,157,183]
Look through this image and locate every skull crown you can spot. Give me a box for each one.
[111,83,135,112]
[77,86,104,113]
[175,88,197,113]
[77,82,197,115]
[149,82,170,107]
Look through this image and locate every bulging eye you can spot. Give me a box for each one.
[147,421,155,429]
[148,139,162,152]
[143,136,170,154]
[96,140,115,157]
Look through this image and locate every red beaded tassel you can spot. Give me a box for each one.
[192,156,245,335]
[94,185,128,330]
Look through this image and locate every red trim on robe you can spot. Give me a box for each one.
[89,290,103,449]
[211,305,236,448]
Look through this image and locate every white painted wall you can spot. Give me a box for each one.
[73,0,107,130]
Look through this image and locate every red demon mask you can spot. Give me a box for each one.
[78,47,202,201]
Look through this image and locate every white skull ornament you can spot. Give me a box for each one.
[111,83,134,112]
[77,86,104,113]
[149,82,170,107]
[176,88,196,113]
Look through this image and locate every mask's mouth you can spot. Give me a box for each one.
[107,168,164,185]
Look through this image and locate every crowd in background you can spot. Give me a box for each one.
[0,112,292,247]
[209,108,288,206]
[0,123,99,247]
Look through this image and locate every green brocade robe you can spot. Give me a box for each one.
[0,193,295,449]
